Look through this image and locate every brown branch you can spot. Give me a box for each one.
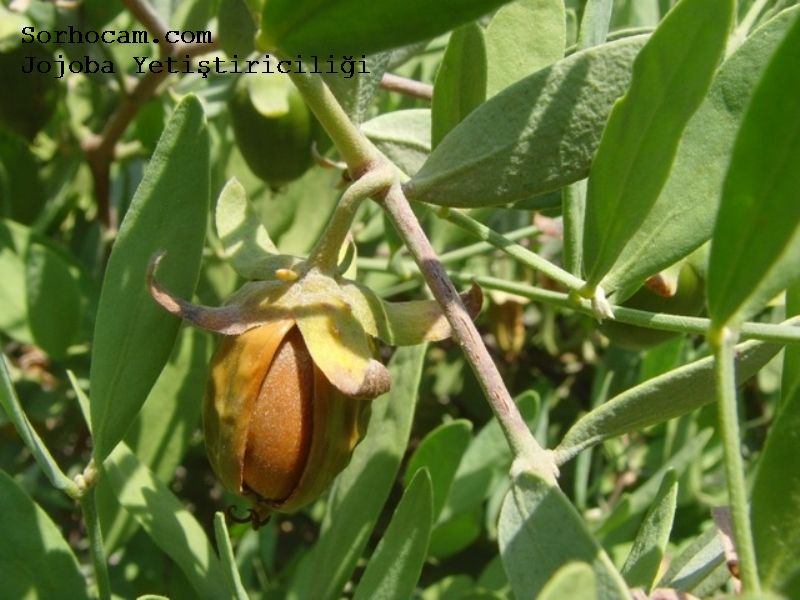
[382,182,556,481]
[82,0,218,233]
[380,73,433,101]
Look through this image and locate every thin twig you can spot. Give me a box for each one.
[380,73,434,101]
[83,0,217,232]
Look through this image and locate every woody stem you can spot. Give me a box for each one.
[287,68,556,481]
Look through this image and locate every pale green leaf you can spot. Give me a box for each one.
[658,526,725,593]
[353,470,434,600]
[485,0,565,96]
[90,96,209,461]
[405,420,472,519]
[578,0,613,49]
[214,513,249,600]
[752,284,800,597]
[499,472,629,600]
[432,23,487,148]
[102,444,230,600]
[707,14,800,327]
[0,471,88,600]
[214,177,299,279]
[362,109,431,176]
[602,7,800,293]
[621,471,678,592]
[1,354,74,492]
[259,0,513,56]
[554,339,781,464]
[583,0,733,286]
[405,36,647,207]
[539,562,598,600]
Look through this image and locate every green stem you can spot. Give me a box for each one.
[440,208,586,291]
[286,68,380,174]
[80,487,112,600]
[356,264,800,344]
[357,224,540,272]
[307,167,394,273]
[709,327,761,592]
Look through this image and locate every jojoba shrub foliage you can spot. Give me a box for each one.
[1,0,800,599]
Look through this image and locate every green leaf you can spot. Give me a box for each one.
[324,52,391,125]
[214,512,249,600]
[582,0,733,286]
[89,96,209,461]
[657,526,726,593]
[404,36,647,207]
[707,14,800,327]
[752,284,800,597]
[218,0,258,57]
[25,243,81,359]
[0,128,46,225]
[405,419,472,519]
[0,471,88,600]
[0,219,84,348]
[621,470,678,592]
[289,346,426,600]
[432,23,487,149]
[353,470,434,600]
[362,109,431,176]
[602,6,800,293]
[578,0,613,49]
[539,562,598,600]
[1,354,75,493]
[554,339,782,464]
[596,431,712,539]
[258,0,513,56]
[498,472,629,600]
[442,392,539,519]
[214,177,299,280]
[102,444,230,600]
[97,327,210,551]
[485,0,566,96]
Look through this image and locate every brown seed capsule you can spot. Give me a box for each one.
[203,319,369,522]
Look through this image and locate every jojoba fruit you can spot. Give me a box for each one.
[203,319,369,519]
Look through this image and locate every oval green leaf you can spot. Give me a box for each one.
[258,0,512,56]
[89,95,209,461]
[582,0,733,286]
[362,109,431,176]
[404,35,647,208]
[485,0,565,96]
[601,6,800,293]
[498,472,629,600]
[707,15,800,327]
